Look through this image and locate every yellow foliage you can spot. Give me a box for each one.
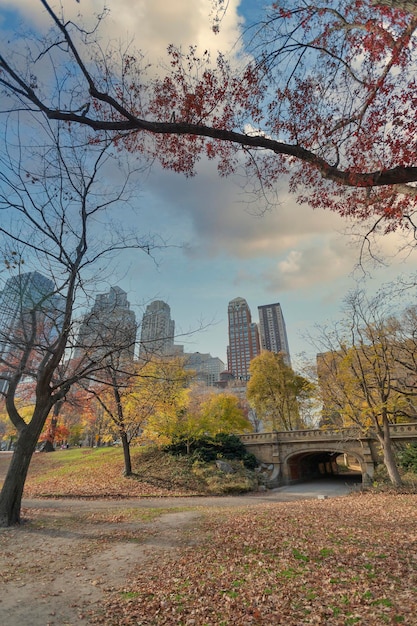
[247,351,312,430]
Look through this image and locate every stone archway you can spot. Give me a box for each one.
[240,429,386,486]
[282,448,365,484]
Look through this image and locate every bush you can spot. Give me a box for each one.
[398,444,417,474]
[164,433,258,470]
[191,459,259,494]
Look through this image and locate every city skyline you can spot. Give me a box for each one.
[0,270,294,382]
[2,2,417,372]
[74,286,137,365]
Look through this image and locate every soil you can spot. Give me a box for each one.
[0,449,358,625]
[0,483,310,625]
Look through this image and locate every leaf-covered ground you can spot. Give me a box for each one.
[1,447,256,498]
[90,493,417,626]
[20,447,204,498]
[1,451,416,625]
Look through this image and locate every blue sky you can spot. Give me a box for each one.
[1,0,417,369]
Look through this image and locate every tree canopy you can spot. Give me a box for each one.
[247,351,313,431]
[141,358,252,449]
[1,1,417,233]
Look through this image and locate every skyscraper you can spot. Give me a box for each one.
[258,302,291,365]
[227,297,260,381]
[183,352,225,386]
[0,271,64,392]
[74,286,137,363]
[139,300,175,358]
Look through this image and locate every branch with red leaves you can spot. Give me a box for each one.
[2,0,417,221]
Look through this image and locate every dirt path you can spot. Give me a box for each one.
[1,489,317,626]
[0,501,205,625]
[0,450,355,626]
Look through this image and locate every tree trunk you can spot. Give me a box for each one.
[0,426,39,526]
[40,414,56,451]
[40,439,55,452]
[121,431,132,476]
[377,417,403,487]
[41,399,64,452]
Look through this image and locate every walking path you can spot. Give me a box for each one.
[0,478,357,625]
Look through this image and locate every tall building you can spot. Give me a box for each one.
[0,271,64,391]
[227,297,260,381]
[258,302,291,365]
[183,352,225,386]
[74,286,136,363]
[139,300,175,358]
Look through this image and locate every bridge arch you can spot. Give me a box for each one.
[282,447,365,483]
[239,428,391,486]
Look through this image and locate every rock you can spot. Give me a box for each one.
[215,460,235,474]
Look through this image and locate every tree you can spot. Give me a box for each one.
[1,1,417,236]
[247,351,314,431]
[169,388,252,454]
[0,116,158,526]
[80,398,115,448]
[41,385,97,448]
[0,402,17,451]
[38,418,69,449]
[385,304,417,409]
[139,359,252,451]
[80,355,144,477]
[70,288,139,474]
[139,357,194,446]
[314,289,416,486]
[198,392,253,435]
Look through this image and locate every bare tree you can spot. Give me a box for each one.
[0,115,160,526]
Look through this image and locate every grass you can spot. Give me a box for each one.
[0,445,259,498]
[2,447,417,625]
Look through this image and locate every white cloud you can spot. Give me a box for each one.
[105,0,243,57]
[145,161,351,246]
[2,1,243,60]
[278,250,303,275]
[3,0,417,364]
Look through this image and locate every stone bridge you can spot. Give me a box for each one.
[240,422,417,486]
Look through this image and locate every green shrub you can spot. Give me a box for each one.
[164,433,258,470]
[398,444,417,474]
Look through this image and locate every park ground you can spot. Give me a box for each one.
[0,449,416,625]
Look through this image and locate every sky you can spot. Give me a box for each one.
[1,0,417,369]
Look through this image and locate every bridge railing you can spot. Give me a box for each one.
[240,422,417,444]
[389,423,417,437]
[240,428,361,444]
